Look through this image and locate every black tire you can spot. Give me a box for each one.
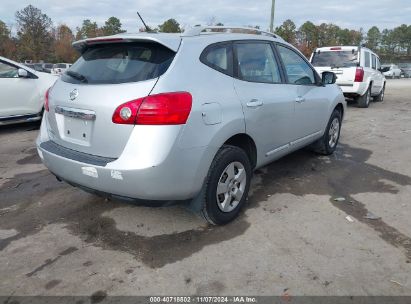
[311,109,342,155]
[374,84,385,102]
[357,86,371,108]
[199,145,252,225]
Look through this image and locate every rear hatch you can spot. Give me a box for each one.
[46,38,178,158]
[311,47,359,86]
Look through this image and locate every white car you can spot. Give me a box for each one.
[51,63,72,76]
[310,46,386,108]
[0,56,58,125]
[382,64,401,79]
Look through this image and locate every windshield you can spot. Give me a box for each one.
[61,42,175,85]
[311,50,358,68]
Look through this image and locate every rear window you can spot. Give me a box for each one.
[311,50,358,68]
[56,64,67,68]
[61,42,175,84]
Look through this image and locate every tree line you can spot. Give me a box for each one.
[1,5,410,64]
[0,5,127,63]
[275,19,411,62]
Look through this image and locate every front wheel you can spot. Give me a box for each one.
[200,145,252,225]
[311,109,342,155]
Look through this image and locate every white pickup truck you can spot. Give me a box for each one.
[310,46,386,108]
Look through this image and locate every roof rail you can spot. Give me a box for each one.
[182,26,279,39]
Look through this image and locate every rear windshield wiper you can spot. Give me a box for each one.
[66,70,88,83]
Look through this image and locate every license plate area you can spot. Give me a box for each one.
[62,117,93,145]
[55,106,95,146]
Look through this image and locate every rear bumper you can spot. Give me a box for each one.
[338,82,368,96]
[36,120,211,201]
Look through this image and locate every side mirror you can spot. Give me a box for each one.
[322,71,337,85]
[18,68,29,78]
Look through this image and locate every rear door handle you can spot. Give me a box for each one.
[295,97,305,103]
[246,99,263,108]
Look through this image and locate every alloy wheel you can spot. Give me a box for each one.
[328,118,340,148]
[216,161,247,212]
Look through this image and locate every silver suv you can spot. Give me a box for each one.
[37,27,346,225]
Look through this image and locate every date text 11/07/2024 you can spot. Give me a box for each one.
[149,297,257,303]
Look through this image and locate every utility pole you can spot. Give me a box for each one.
[269,0,275,33]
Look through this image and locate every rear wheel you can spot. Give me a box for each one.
[357,86,371,108]
[200,145,252,225]
[311,109,342,155]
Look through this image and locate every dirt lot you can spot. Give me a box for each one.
[1,79,411,297]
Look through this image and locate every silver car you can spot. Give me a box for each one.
[37,27,346,225]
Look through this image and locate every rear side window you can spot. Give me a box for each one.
[235,42,281,83]
[200,43,233,76]
[364,52,371,68]
[277,44,315,85]
[371,54,377,69]
[62,42,175,84]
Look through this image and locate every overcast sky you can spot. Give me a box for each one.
[1,0,410,33]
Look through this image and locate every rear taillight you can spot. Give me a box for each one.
[112,92,192,125]
[45,88,50,112]
[354,67,364,82]
[112,98,144,124]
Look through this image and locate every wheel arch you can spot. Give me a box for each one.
[223,133,257,169]
[334,103,344,119]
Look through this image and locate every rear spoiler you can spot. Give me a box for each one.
[72,35,181,53]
